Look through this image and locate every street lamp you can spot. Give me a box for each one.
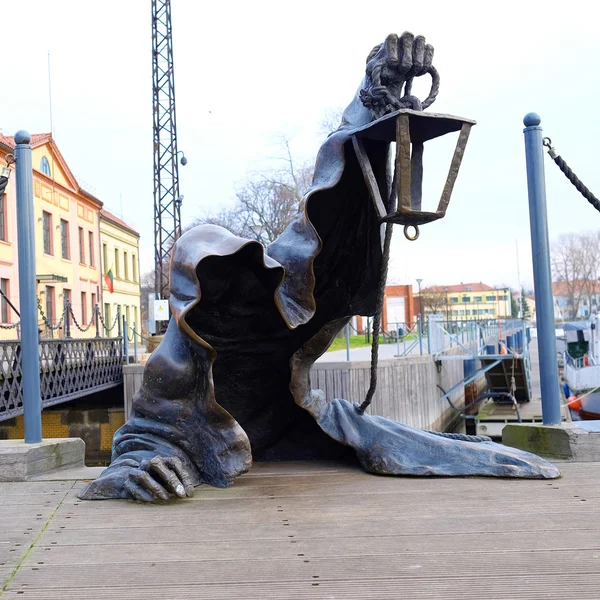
[416,278,423,320]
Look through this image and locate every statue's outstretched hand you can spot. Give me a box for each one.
[361,32,436,118]
[123,456,195,502]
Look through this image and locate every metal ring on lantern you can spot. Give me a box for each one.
[403,224,420,241]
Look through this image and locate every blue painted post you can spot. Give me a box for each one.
[345,323,350,362]
[486,344,495,355]
[418,314,423,356]
[523,113,561,424]
[14,131,42,443]
[123,314,129,365]
[133,322,138,364]
[506,334,514,354]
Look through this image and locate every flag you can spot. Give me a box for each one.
[104,267,114,293]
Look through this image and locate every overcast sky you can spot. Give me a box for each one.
[3,0,599,292]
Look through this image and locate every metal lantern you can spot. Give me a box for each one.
[351,108,475,240]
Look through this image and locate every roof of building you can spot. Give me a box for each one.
[552,280,600,296]
[441,282,496,293]
[0,132,104,207]
[0,132,53,149]
[100,208,140,237]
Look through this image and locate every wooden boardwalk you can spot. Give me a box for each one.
[2,460,600,599]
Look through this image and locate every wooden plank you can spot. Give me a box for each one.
[4,462,600,600]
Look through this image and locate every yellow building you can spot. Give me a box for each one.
[417,282,512,320]
[99,209,141,335]
[0,133,102,338]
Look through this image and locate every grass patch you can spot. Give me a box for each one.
[326,332,420,352]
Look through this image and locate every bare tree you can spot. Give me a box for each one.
[420,285,448,316]
[551,232,600,319]
[319,106,344,138]
[191,134,313,245]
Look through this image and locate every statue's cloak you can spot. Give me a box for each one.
[80,87,558,500]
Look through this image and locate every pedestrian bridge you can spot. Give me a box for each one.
[0,337,123,422]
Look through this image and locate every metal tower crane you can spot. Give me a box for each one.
[151,0,186,307]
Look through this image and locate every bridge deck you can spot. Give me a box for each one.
[2,460,600,599]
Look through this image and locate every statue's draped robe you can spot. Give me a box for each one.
[80,88,559,499]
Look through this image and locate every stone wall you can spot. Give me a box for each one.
[0,407,125,465]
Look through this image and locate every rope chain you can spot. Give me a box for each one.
[543,138,600,212]
[68,303,97,333]
[37,296,65,331]
[98,310,119,334]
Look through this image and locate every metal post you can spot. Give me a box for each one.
[123,315,129,365]
[345,323,351,362]
[418,314,423,356]
[523,112,561,424]
[133,322,138,364]
[64,301,71,339]
[14,131,42,443]
[95,304,100,338]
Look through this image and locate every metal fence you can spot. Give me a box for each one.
[358,317,527,358]
[0,336,123,421]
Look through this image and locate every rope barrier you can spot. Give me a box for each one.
[543,137,600,212]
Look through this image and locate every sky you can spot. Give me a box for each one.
[2,0,600,293]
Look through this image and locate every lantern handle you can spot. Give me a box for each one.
[403,224,420,241]
[403,66,440,111]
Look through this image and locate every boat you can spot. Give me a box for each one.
[562,319,600,419]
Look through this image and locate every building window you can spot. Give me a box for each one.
[499,295,508,301]
[0,279,10,323]
[474,296,482,303]
[42,211,53,255]
[88,232,95,267]
[459,310,465,316]
[124,251,129,280]
[45,286,55,323]
[40,156,51,177]
[114,248,120,278]
[486,295,495,302]
[60,219,70,260]
[453,310,458,316]
[78,227,85,263]
[81,291,87,324]
[104,303,111,329]
[132,254,138,282]
[450,297,458,303]
[0,194,6,242]
[466,286,472,292]
[462,296,470,303]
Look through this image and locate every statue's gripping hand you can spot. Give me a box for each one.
[361,32,436,118]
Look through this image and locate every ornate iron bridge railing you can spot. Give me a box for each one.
[0,337,123,422]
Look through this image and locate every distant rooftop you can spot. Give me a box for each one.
[100,208,139,237]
